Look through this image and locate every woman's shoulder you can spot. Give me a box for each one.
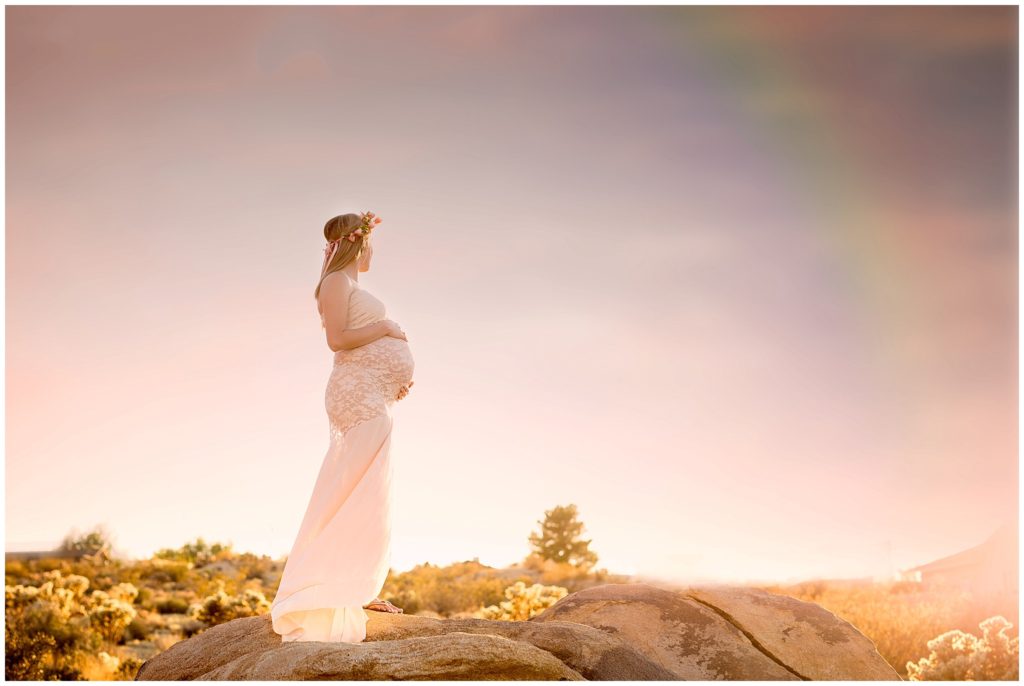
[321,271,360,296]
[319,271,358,311]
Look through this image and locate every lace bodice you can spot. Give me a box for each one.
[320,274,415,440]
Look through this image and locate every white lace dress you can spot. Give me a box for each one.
[270,274,414,643]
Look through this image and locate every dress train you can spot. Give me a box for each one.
[270,412,394,643]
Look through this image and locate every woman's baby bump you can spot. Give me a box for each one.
[337,335,414,389]
[373,335,415,386]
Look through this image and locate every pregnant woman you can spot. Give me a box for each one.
[271,211,415,644]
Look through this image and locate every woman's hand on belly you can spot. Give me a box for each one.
[396,380,414,401]
[381,319,407,341]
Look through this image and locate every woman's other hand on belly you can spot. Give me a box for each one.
[396,380,414,401]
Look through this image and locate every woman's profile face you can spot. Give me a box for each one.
[358,238,373,272]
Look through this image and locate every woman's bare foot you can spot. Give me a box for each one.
[363,597,403,613]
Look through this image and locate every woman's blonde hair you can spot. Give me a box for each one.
[314,213,369,300]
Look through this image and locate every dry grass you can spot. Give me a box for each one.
[763,578,1018,678]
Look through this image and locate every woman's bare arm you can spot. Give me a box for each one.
[332,321,390,352]
[320,274,390,352]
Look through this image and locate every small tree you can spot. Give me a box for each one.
[59,525,115,559]
[528,504,598,570]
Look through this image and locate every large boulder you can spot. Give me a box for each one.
[136,582,900,680]
[529,583,901,680]
[135,609,672,681]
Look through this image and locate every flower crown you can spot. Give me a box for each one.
[320,211,382,279]
[345,211,382,242]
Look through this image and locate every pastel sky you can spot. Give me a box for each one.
[6,5,1017,585]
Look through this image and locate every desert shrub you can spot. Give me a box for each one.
[78,649,146,681]
[6,558,30,585]
[239,553,278,582]
[135,558,192,585]
[417,577,464,616]
[78,650,119,681]
[117,655,145,679]
[155,596,190,614]
[906,615,1019,681]
[39,557,72,573]
[5,572,100,680]
[134,585,154,609]
[521,553,606,591]
[476,581,568,621]
[87,585,139,644]
[6,627,78,681]
[154,538,232,567]
[190,586,271,627]
[460,576,510,611]
[5,546,282,679]
[107,582,139,604]
[124,613,155,642]
[382,560,525,617]
[180,617,207,638]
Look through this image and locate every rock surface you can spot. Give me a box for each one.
[200,631,585,681]
[136,582,901,681]
[530,583,902,681]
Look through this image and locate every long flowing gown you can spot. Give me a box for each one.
[270,273,414,643]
